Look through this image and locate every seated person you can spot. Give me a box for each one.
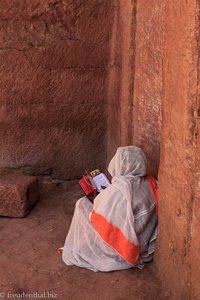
[62,146,158,272]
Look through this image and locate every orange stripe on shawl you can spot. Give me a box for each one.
[91,211,140,264]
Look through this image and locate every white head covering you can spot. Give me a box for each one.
[108,146,147,178]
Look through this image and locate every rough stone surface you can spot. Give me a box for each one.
[106,0,122,162]
[0,175,39,217]
[0,0,115,179]
[106,0,164,177]
[107,0,137,162]
[155,1,200,299]
[107,1,200,298]
[132,0,165,177]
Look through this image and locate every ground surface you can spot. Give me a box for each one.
[0,181,163,300]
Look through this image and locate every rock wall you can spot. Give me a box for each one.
[155,1,200,299]
[106,0,165,177]
[0,0,164,179]
[106,0,136,162]
[0,0,115,179]
[107,1,200,298]
[106,0,122,162]
[132,0,165,177]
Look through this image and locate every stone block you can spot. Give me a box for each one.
[0,175,39,218]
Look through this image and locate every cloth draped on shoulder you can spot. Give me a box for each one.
[62,146,158,272]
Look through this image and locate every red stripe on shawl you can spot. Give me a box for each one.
[91,210,140,264]
[148,176,158,214]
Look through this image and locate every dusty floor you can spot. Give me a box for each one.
[0,181,163,300]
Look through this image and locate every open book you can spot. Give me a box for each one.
[90,172,110,193]
[79,169,110,196]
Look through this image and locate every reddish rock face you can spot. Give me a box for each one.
[155,1,200,299]
[107,1,200,299]
[132,0,165,178]
[0,175,39,217]
[0,0,115,179]
[107,0,138,162]
[106,0,165,178]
